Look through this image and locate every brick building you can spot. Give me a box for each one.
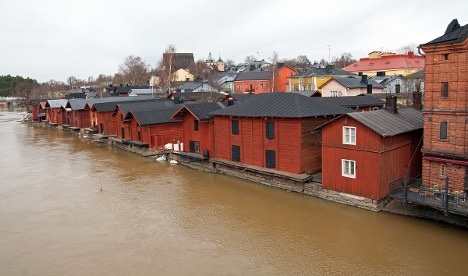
[420,19,468,193]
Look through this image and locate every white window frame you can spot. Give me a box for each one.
[343,126,356,145]
[330,91,340,97]
[342,159,356,178]
[440,164,446,177]
[194,141,200,153]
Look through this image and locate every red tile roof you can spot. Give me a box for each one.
[342,52,425,73]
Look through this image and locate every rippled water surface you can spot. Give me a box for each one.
[0,111,467,275]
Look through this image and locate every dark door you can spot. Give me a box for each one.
[121,127,125,139]
[266,150,276,168]
[100,123,104,134]
[189,141,195,153]
[232,145,240,162]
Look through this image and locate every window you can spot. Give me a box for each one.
[260,84,264,90]
[266,150,276,168]
[440,164,446,177]
[443,53,449,61]
[189,141,200,153]
[194,120,199,131]
[342,159,356,178]
[330,91,340,97]
[440,122,447,140]
[232,120,239,135]
[232,145,240,162]
[266,121,274,139]
[372,107,379,111]
[343,126,356,145]
[441,82,448,98]
[266,83,269,91]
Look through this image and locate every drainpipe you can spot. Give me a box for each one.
[444,177,449,213]
[403,167,408,203]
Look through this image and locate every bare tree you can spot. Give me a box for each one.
[67,76,77,88]
[244,55,256,64]
[190,60,214,82]
[332,52,357,68]
[118,55,150,85]
[12,79,38,111]
[156,44,177,96]
[224,59,236,68]
[270,51,279,92]
[295,55,311,70]
[396,43,419,54]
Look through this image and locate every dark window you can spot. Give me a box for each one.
[100,123,104,134]
[232,145,240,162]
[395,84,401,93]
[266,121,275,139]
[444,53,449,60]
[232,120,239,135]
[266,150,276,168]
[194,120,199,131]
[121,127,125,139]
[137,131,141,141]
[189,141,195,153]
[440,122,447,140]
[441,82,448,98]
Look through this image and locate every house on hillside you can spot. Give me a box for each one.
[272,65,297,92]
[342,51,425,76]
[320,75,384,97]
[209,93,353,174]
[178,82,217,93]
[172,68,194,82]
[233,71,272,94]
[288,65,355,92]
[319,105,423,201]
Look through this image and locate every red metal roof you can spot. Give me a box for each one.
[342,53,425,72]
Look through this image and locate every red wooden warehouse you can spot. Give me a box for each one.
[320,106,423,200]
[209,93,352,174]
[122,106,182,149]
[171,102,228,158]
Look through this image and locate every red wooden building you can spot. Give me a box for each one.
[420,19,468,193]
[320,106,423,200]
[171,102,227,158]
[45,99,69,125]
[31,99,50,122]
[210,93,352,174]
[122,106,182,149]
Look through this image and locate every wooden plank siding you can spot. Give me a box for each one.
[213,115,335,174]
[175,112,214,157]
[322,115,423,200]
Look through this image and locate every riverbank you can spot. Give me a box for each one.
[27,119,468,228]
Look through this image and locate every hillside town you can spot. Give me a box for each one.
[2,19,466,226]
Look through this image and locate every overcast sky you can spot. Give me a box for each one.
[1,0,467,83]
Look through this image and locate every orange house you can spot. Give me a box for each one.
[233,71,272,94]
[273,65,297,92]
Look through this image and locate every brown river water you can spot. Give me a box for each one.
[0,111,467,275]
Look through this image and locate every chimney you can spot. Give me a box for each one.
[392,96,398,114]
[228,97,234,106]
[412,91,422,110]
[408,51,414,58]
[367,84,373,94]
[361,75,368,84]
[326,64,334,73]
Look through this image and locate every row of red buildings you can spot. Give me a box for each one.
[32,91,425,203]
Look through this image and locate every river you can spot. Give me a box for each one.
[0,111,467,275]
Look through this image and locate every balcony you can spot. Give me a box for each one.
[389,177,468,216]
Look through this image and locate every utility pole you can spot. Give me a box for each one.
[327,45,331,64]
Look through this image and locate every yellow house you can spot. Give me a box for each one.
[288,65,355,92]
[342,51,425,76]
[172,68,194,82]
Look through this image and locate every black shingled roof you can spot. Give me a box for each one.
[209,93,353,118]
[229,93,258,102]
[92,99,155,112]
[125,106,182,126]
[234,71,272,81]
[331,77,384,89]
[316,95,385,108]
[116,100,176,115]
[422,19,468,46]
[173,102,227,120]
[347,108,423,137]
